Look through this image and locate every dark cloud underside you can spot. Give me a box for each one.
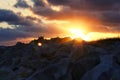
[14,0,30,8]
[0,10,20,22]
[0,28,30,41]
[48,0,120,11]
[0,9,46,42]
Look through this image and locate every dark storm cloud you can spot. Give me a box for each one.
[31,6,80,20]
[0,9,20,22]
[16,23,45,33]
[32,7,60,19]
[9,16,34,26]
[0,28,30,42]
[0,9,30,26]
[31,0,120,20]
[0,22,46,42]
[31,0,74,20]
[0,16,48,42]
[48,0,120,11]
[0,9,41,26]
[14,0,30,8]
[101,12,120,26]
[48,0,70,5]
[32,0,45,7]
[0,9,47,42]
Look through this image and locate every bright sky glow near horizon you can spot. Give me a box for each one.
[0,0,120,46]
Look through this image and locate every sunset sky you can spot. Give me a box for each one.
[0,0,120,45]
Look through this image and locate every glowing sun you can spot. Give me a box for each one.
[69,28,89,41]
[38,42,42,46]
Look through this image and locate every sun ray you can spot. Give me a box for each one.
[69,28,89,41]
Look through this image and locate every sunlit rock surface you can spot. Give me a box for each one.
[0,37,120,80]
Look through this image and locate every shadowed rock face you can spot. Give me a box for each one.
[0,37,120,80]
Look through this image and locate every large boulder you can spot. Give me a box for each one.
[0,66,15,80]
[26,58,71,80]
[71,56,100,80]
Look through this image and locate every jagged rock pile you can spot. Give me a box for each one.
[0,37,120,80]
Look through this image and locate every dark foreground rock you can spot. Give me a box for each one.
[0,37,120,80]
